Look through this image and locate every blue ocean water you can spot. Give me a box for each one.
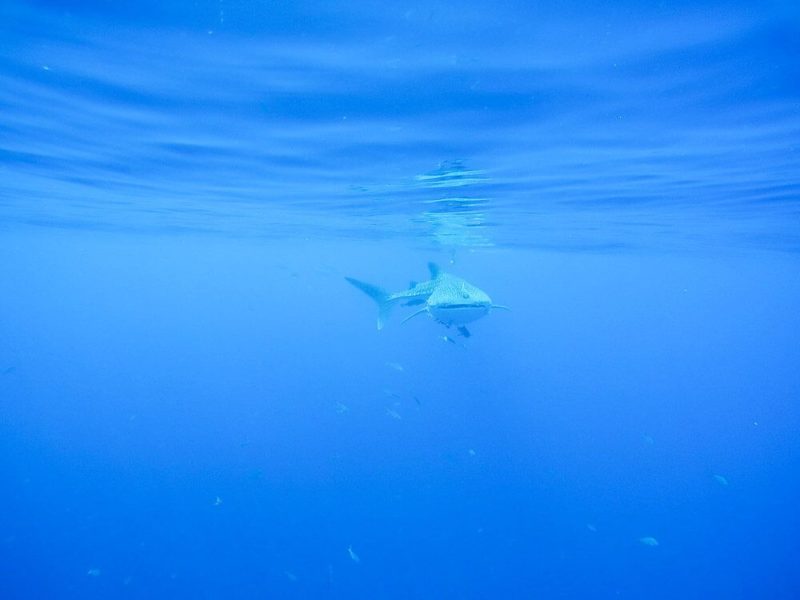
[1,0,799,597]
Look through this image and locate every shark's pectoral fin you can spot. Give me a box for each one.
[457,326,471,338]
[401,308,428,325]
[491,304,511,311]
[402,299,425,307]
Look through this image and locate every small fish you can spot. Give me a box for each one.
[386,408,402,420]
[335,402,349,414]
[385,361,404,372]
[413,395,421,407]
[213,496,223,506]
[2,366,15,375]
[639,536,659,547]
[713,474,729,486]
[348,545,360,563]
[468,449,476,456]
[642,434,655,445]
[383,389,401,400]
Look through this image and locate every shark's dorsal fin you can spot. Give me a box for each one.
[428,262,441,278]
[401,308,428,325]
[408,280,418,289]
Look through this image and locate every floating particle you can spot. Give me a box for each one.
[713,474,729,486]
[642,435,655,446]
[348,545,360,563]
[385,362,404,372]
[468,449,476,456]
[639,537,659,547]
[335,402,349,414]
[285,571,298,582]
[87,568,101,577]
[586,524,597,533]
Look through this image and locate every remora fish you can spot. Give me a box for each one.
[345,262,508,334]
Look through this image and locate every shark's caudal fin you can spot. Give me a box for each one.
[345,277,395,330]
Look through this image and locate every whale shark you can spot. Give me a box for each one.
[345,262,508,335]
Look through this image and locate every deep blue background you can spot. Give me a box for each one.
[1,0,799,597]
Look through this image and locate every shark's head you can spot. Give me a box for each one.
[427,278,492,326]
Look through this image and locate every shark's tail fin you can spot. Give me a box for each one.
[345,277,395,330]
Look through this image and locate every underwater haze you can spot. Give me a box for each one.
[1,0,800,597]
